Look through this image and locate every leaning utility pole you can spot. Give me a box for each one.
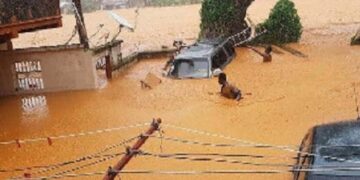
[103,119,162,180]
[72,0,89,49]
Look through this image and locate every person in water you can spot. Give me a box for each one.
[249,45,272,63]
[218,73,242,101]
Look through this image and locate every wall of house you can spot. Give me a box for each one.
[0,43,6,50]
[0,46,98,96]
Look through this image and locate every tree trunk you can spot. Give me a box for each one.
[200,0,254,39]
[72,0,89,49]
[231,0,254,35]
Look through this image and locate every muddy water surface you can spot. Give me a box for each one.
[2,0,360,179]
[1,39,360,179]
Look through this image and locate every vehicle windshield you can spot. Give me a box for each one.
[309,122,360,177]
[170,59,209,78]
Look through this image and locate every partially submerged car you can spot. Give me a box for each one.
[168,39,236,79]
[294,120,360,180]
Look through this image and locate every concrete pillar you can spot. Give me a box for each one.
[105,55,112,79]
[0,39,12,51]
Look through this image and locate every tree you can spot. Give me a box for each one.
[351,28,360,45]
[254,0,302,44]
[199,0,254,39]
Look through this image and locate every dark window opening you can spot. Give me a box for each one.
[212,49,228,69]
[224,41,235,56]
[96,57,106,70]
[171,59,209,78]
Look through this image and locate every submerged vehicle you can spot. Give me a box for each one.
[294,119,360,180]
[168,39,236,79]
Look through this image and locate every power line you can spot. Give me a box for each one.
[8,136,139,179]
[150,135,360,150]
[139,151,294,168]
[150,135,290,148]
[52,152,119,177]
[12,168,360,180]
[0,153,124,173]
[140,151,360,169]
[0,123,149,146]
[162,124,360,165]
[142,151,298,160]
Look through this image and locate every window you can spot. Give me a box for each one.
[224,41,235,57]
[14,61,44,91]
[171,59,209,78]
[212,49,228,69]
[96,56,106,70]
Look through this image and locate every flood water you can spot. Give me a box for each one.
[2,0,360,179]
[1,35,360,179]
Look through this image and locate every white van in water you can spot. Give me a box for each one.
[168,39,236,79]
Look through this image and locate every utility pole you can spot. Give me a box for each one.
[103,119,162,180]
[72,0,89,49]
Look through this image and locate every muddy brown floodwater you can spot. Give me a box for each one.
[1,0,360,180]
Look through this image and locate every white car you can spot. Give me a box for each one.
[168,39,236,79]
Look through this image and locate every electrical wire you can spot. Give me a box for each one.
[150,135,360,150]
[0,123,149,146]
[140,150,299,160]
[0,153,124,173]
[8,136,139,179]
[12,168,360,180]
[162,124,360,165]
[139,151,294,168]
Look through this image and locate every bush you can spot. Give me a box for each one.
[254,0,302,44]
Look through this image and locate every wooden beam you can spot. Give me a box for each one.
[103,119,162,180]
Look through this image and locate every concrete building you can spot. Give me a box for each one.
[0,0,123,97]
[0,41,123,96]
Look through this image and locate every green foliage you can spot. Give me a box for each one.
[199,0,236,39]
[254,0,302,44]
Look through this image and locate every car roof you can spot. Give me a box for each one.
[175,38,226,60]
[308,119,360,178]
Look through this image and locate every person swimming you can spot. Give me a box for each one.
[218,73,242,101]
[249,45,272,63]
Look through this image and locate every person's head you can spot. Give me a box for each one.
[218,73,227,85]
[265,45,272,54]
